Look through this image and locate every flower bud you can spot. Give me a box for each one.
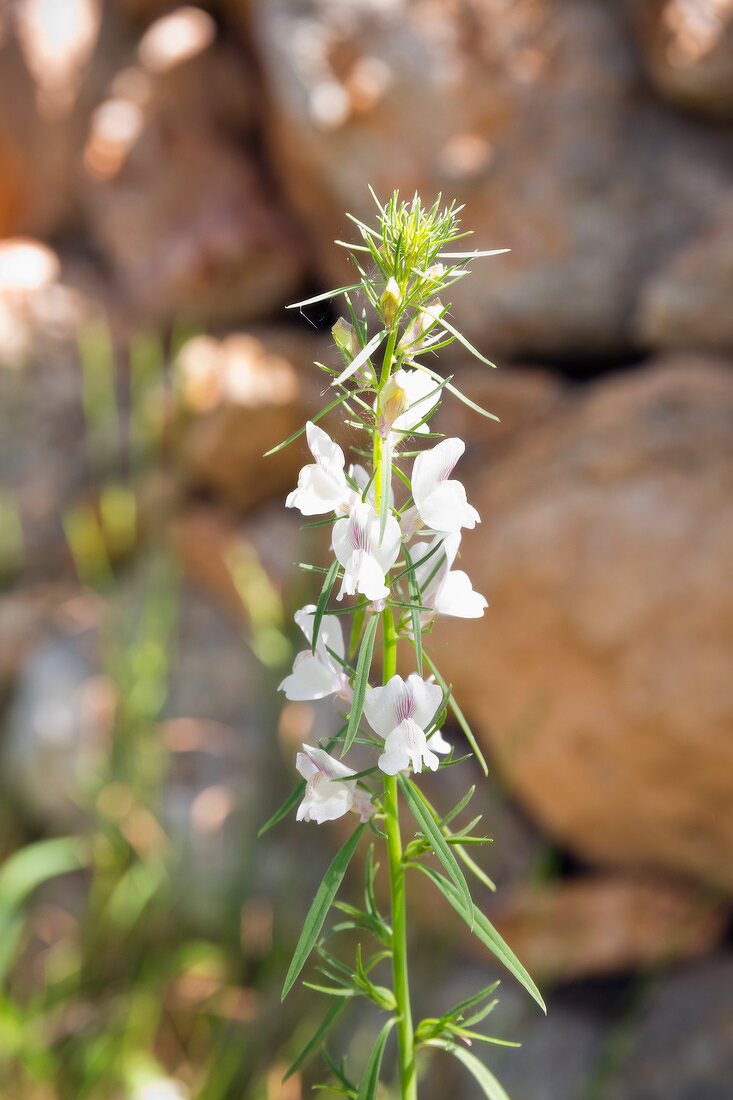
[331,316,358,358]
[399,298,444,359]
[378,370,409,438]
[380,276,402,325]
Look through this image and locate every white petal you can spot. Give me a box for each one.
[301,745,356,782]
[427,728,452,755]
[371,514,402,573]
[279,651,342,700]
[435,570,487,618]
[294,606,345,661]
[337,549,388,601]
[297,775,354,823]
[412,438,480,533]
[391,369,440,436]
[295,750,319,781]
[306,421,345,472]
[286,464,350,516]
[405,673,444,730]
[378,719,439,775]
[363,674,405,738]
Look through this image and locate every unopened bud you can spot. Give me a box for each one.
[424,263,444,283]
[377,369,409,438]
[380,277,402,325]
[332,317,358,358]
[399,298,444,359]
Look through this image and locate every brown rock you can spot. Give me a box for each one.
[253,0,733,356]
[488,875,728,984]
[0,0,126,237]
[637,197,733,351]
[633,0,733,118]
[83,8,304,324]
[431,357,733,891]
[172,328,335,510]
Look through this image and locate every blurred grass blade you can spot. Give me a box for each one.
[282,824,366,1000]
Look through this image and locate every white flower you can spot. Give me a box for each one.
[279,605,351,702]
[412,438,480,533]
[332,501,402,601]
[411,533,487,620]
[363,673,450,775]
[296,745,373,823]
[286,421,356,516]
[376,368,440,441]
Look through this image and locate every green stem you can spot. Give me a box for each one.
[382,607,417,1100]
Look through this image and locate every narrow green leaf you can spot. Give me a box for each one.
[356,1018,396,1100]
[313,558,341,654]
[438,249,511,259]
[283,1001,345,1081]
[258,780,305,837]
[440,786,475,828]
[412,865,545,1013]
[379,442,393,542]
[441,980,500,1025]
[282,824,367,999]
[426,1040,512,1100]
[333,329,386,386]
[402,544,423,675]
[424,655,488,776]
[264,393,354,456]
[288,284,363,310]
[399,776,472,920]
[342,613,379,756]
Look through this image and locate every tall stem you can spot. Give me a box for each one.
[382,608,417,1100]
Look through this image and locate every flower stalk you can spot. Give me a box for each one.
[266,190,545,1100]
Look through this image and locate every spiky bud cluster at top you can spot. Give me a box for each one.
[265,191,544,1100]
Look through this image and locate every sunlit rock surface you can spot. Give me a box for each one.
[433,357,733,890]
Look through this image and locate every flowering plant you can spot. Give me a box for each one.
[262,192,545,1100]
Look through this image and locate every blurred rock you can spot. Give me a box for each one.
[173,329,329,510]
[604,954,733,1100]
[0,0,127,237]
[638,197,733,351]
[633,0,733,118]
[489,875,728,984]
[433,356,733,890]
[0,256,102,576]
[439,363,563,458]
[425,952,733,1100]
[421,965,606,1100]
[2,631,114,828]
[253,0,733,357]
[83,8,304,324]
[170,502,303,624]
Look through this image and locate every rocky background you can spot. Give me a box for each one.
[1,2,732,1099]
